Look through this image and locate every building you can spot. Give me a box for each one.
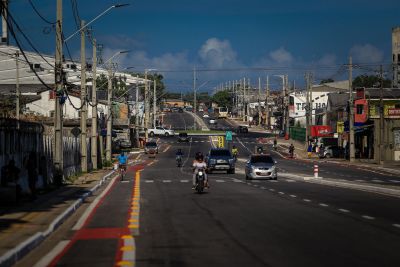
[393,27,400,88]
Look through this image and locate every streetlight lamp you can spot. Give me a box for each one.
[105,50,129,162]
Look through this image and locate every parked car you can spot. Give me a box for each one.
[245,154,277,180]
[144,141,159,154]
[178,132,189,142]
[119,139,132,149]
[237,125,248,133]
[147,127,175,137]
[206,148,235,174]
[320,145,344,158]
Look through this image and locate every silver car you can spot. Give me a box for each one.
[245,154,277,180]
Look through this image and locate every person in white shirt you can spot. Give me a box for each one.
[192,152,208,189]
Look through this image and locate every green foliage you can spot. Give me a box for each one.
[212,90,232,109]
[353,75,391,88]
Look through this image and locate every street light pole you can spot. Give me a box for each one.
[91,38,97,169]
[135,77,140,147]
[153,79,157,128]
[106,64,113,162]
[348,56,355,162]
[80,20,88,172]
[15,51,20,120]
[193,66,197,129]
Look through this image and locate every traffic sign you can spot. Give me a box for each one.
[218,136,224,148]
[225,131,232,141]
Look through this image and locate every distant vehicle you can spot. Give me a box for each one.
[119,139,132,149]
[203,114,209,118]
[206,148,235,174]
[216,107,228,118]
[171,107,179,112]
[199,107,204,112]
[178,132,189,142]
[209,118,217,124]
[144,141,159,154]
[237,125,248,133]
[162,107,171,112]
[147,127,175,137]
[178,108,183,113]
[185,106,193,112]
[245,154,277,180]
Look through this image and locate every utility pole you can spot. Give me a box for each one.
[135,77,139,147]
[144,70,150,140]
[193,66,197,129]
[266,75,270,130]
[258,77,262,125]
[106,64,113,162]
[153,79,156,128]
[80,20,87,172]
[15,51,20,120]
[348,57,355,162]
[247,78,250,123]
[305,72,311,149]
[242,78,246,122]
[285,75,290,139]
[91,38,97,169]
[379,65,384,164]
[54,0,64,180]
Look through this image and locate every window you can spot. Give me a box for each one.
[356,104,364,115]
[49,110,55,118]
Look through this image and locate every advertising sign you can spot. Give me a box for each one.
[310,125,333,137]
[337,121,344,134]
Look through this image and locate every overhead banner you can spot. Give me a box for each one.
[337,121,344,134]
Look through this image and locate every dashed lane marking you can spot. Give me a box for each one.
[162,180,172,183]
[260,186,266,190]
[269,189,275,192]
[144,180,154,183]
[338,208,350,213]
[389,180,400,183]
[180,179,189,183]
[362,215,375,220]
[393,224,400,228]
[303,199,311,202]
[216,180,225,183]
[319,203,329,207]
[278,191,285,195]
[290,194,297,198]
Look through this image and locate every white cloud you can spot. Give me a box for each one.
[198,38,238,68]
[269,47,293,64]
[317,54,337,65]
[350,44,384,64]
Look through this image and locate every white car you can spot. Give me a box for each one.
[203,114,209,118]
[209,118,217,124]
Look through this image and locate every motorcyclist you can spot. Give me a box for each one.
[176,149,183,166]
[192,152,208,190]
[289,144,295,158]
[231,145,238,159]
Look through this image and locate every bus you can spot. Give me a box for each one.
[216,107,228,118]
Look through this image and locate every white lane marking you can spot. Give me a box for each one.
[269,188,275,192]
[180,180,189,183]
[319,203,329,207]
[362,215,375,220]
[33,240,70,267]
[338,208,350,213]
[278,191,285,195]
[268,180,278,183]
[216,180,225,183]
[121,180,130,183]
[162,145,171,153]
[389,180,400,183]
[163,180,171,183]
[246,183,252,185]
[354,179,365,182]
[260,186,266,189]
[285,179,296,183]
[393,224,400,228]
[145,180,154,183]
[232,179,244,183]
[303,199,311,202]
[72,174,118,230]
[253,184,259,187]
[290,194,297,198]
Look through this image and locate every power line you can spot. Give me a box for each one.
[28,0,56,25]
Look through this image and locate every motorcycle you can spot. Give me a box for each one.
[176,155,182,167]
[148,148,156,158]
[257,146,264,154]
[195,168,206,193]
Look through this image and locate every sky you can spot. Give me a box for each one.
[6,0,400,93]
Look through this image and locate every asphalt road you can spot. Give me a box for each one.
[18,112,400,267]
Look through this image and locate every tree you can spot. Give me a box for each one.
[320,78,334,84]
[353,75,391,88]
[211,90,232,109]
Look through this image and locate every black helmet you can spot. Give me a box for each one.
[195,152,203,160]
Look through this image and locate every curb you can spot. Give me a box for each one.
[0,171,116,267]
[279,172,400,198]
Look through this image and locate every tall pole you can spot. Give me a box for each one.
[193,66,197,129]
[246,78,250,123]
[15,51,20,120]
[54,0,63,179]
[305,72,311,149]
[91,38,97,169]
[135,77,139,147]
[266,75,270,130]
[153,79,157,128]
[349,57,355,162]
[242,77,246,122]
[258,77,262,125]
[80,20,88,172]
[379,65,384,164]
[285,75,290,138]
[144,70,150,140]
[106,65,113,162]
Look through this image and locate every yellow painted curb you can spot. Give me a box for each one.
[116,261,134,266]
[128,219,138,223]
[121,235,134,239]
[128,224,139,229]
[121,245,135,251]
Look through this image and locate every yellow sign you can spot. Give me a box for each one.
[218,136,224,148]
[337,121,344,134]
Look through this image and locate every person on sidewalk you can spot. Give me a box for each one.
[307,144,312,158]
[273,138,278,151]
[289,144,295,158]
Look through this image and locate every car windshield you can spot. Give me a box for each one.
[210,150,231,156]
[250,156,274,164]
[145,142,157,147]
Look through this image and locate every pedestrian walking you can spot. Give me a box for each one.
[307,144,312,158]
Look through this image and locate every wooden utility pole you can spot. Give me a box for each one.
[135,77,140,147]
[258,77,262,125]
[106,65,113,162]
[266,75,270,130]
[80,20,87,172]
[349,57,355,162]
[15,51,20,120]
[153,79,156,128]
[144,70,150,139]
[305,72,312,149]
[91,38,97,169]
[54,0,64,178]
[379,65,384,164]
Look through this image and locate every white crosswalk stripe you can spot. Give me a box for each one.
[145,180,154,183]
[389,180,400,183]
[215,180,225,183]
